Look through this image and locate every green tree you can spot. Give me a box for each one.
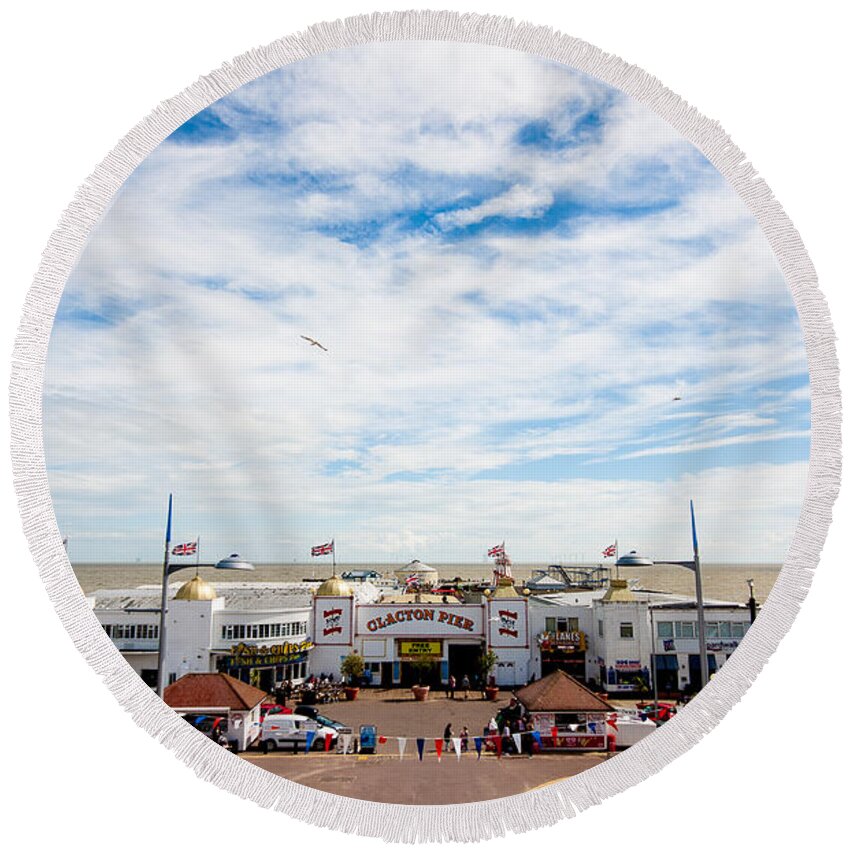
[340,651,365,684]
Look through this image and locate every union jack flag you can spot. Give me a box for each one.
[172,540,197,556]
[602,544,616,558]
[311,540,334,557]
[487,542,505,558]
[405,573,420,587]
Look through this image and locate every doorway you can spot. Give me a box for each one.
[448,643,482,685]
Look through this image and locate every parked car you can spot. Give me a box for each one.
[183,714,228,738]
[294,705,346,731]
[260,703,292,721]
[260,714,337,753]
[636,701,677,723]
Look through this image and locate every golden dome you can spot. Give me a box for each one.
[491,576,520,598]
[174,574,217,601]
[601,578,636,603]
[315,574,353,597]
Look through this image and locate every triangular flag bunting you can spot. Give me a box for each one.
[435,739,443,761]
[305,730,316,752]
[532,730,542,749]
[494,735,502,758]
[551,725,559,746]
[512,732,522,754]
[398,737,407,760]
[378,735,388,744]
[474,736,483,759]
[324,733,332,751]
[416,738,425,761]
[452,737,462,760]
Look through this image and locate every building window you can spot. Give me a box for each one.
[731,622,745,638]
[545,617,556,633]
[675,621,695,639]
[598,620,604,637]
[620,622,634,639]
[657,621,674,639]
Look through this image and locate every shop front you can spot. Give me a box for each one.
[216,638,314,691]
[539,629,587,680]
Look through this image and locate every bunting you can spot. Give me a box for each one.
[305,730,316,752]
[452,737,462,760]
[416,738,425,760]
[397,737,406,760]
[474,736,483,759]
[435,739,443,762]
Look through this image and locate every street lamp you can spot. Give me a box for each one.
[155,494,255,697]
[616,500,709,692]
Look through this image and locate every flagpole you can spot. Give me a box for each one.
[156,494,173,698]
[196,535,201,573]
[332,538,336,572]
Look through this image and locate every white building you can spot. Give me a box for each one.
[93,571,753,696]
[528,579,753,693]
[92,574,315,692]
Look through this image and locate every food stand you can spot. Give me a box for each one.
[515,669,611,751]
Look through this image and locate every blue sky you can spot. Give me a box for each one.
[44,43,809,564]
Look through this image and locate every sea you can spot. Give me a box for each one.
[71,562,781,604]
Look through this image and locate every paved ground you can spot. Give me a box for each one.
[241,749,610,804]
[239,688,623,804]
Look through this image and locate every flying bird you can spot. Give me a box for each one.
[300,335,328,352]
[673,395,682,401]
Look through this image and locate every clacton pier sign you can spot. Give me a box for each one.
[357,605,484,637]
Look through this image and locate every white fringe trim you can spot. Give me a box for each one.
[8,9,841,843]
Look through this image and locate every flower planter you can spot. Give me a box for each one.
[411,685,430,701]
[484,685,500,701]
[344,686,360,701]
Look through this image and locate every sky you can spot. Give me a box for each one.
[44,43,810,564]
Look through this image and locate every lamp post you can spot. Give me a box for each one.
[617,500,709,692]
[747,578,757,624]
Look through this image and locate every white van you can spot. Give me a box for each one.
[260,714,336,752]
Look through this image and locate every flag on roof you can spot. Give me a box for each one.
[311,540,334,557]
[602,544,616,558]
[487,542,505,558]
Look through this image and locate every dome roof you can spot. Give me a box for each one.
[315,574,353,597]
[601,578,636,603]
[174,574,217,601]
[215,553,255,571]
[491,576,520,597]
[394,560,438,578]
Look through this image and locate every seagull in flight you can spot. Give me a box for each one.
[673,395,682,401]
[300,335,328,352]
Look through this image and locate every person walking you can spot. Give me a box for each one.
[447,674,456,699]
[443,723,453,749]
[460,725,469,752]
[461,673,470,699]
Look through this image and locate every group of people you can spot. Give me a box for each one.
[442,722,472,751]
[438,697,536,757]
[444,673,474,698]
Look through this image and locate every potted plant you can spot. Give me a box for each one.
[340,651,364,700]
[479,650,500,700]
[410,659,434,701]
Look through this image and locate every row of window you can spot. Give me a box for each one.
[220,621,308,641]
[596,619,749,641]
[103,623,159,640]
[657,620,747,640]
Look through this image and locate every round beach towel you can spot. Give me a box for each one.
[10,10,840,843]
